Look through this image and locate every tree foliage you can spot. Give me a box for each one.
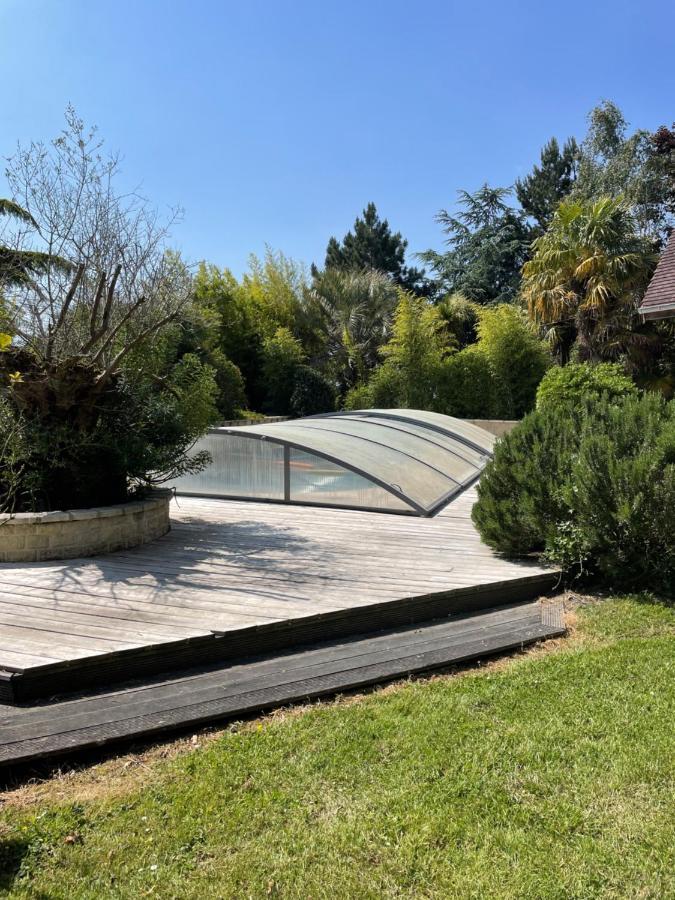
[321,203,427,294]
[289,365,336,417]
[471,304,550,418]
[375,294,450,410]
[473,393,675,592]
[306,268,398,393]
[420,186,533,304]
[0,109,213,510]
[515,137,579,230]
[260,326,306,414]
[572,101,674,240]
[522,196,657,365]
[650,121,675,218]
[535,361,637,412]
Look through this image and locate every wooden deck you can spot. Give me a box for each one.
[0,488,558,703]
[0,600,565,768]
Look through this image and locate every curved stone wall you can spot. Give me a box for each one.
[0,491,172,562]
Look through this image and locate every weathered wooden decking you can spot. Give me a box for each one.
[0,600,565,767]
[0,488,557,703]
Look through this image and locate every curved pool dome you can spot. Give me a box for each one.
[173,409,497,516]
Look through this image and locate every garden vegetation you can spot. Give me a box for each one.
[1,100,674,525]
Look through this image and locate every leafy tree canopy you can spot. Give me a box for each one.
[306,268,399,393]
[650,121,675,218]
[572,101,674,240]
[419,186,534,304]
[515,137,579,230]
[320,202,427,294]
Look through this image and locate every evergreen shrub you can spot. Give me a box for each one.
[472,393,675,592]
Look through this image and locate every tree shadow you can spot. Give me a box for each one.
[0,838,30,892]
[3,507,339,615]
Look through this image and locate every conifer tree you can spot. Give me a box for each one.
[515,137,579,230]
[321,203,427,294]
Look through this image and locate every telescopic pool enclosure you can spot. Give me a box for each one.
[173,409,496,516]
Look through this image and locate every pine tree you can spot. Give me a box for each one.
[515,137,579,230]
[320,203,427,294]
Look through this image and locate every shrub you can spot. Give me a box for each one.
[376,294,448,410]
[208,349,248,420]
[0,397,24,514]
[472,393,675,592]
[290,366,336,417]
[260,327,305,414]
[343,382,374,410]
[474,305,550,418]
[438,348,498,418]
[2,359,216,512]
[472,404,577,556]
[536,362,637,412]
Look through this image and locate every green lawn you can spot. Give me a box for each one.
[2,596,674,899]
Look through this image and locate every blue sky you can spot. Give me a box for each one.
[2,0,674,276]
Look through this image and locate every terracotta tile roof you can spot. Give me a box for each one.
[639,230,675,319]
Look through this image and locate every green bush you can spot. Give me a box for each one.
[2,360,217,512]
[472,404,577,556]
[208,349,248,419]
[472,393,675,592]
[343,382,374,411]
[261,327,305,414]
[536,362,637,412]
[0,396,24,513]
[290,366,336,417]
[438,348,498,418]
[474,305,551,418]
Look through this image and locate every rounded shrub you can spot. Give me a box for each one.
[472,393,675,592]
[536,362,637,412]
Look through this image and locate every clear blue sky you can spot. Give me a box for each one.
[2,0,674,276]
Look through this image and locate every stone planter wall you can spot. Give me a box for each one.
[0,490,172,563]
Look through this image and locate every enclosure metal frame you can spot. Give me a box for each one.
[175,410,495,517]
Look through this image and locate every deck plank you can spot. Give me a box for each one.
[0,601,566,767]
[0,489,557,701]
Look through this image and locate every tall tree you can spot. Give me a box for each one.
[420,185,533,304]
[573,101,674,240]
[522,196,657,365]
[650,122,675,218]
[373,294,449,410]
[320,202,427,294]
[515,137,579,230]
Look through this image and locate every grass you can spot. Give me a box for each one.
[1,594,673,899]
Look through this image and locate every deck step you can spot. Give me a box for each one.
[0,600,565,768]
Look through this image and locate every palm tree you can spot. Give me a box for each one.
[306,268,399,391]
[522,196,657,364]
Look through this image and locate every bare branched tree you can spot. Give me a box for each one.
[1,107,191,394]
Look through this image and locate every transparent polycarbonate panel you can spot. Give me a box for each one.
[173,433,284,499]
[341,415,486,468]
[363,409,496,453]
[250,423,455,509]
[288,449,411,511]
[294,418,478,485]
